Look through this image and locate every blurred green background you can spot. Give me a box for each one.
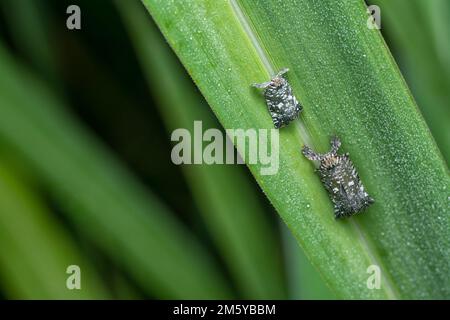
[0,0,447,299]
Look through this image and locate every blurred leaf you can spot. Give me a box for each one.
[0,161,109,299]
[1,0,60,90]
[0,42,232,299]
[142,0,450,299]
[117,0,286,299]
[280,224,334,300]
[370,0,450,163]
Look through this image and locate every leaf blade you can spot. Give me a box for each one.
[0,42,232,299]
[142,0,450,299]
[117,0,288,299]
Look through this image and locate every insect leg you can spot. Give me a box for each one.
[252,81,272,89]
[330,136,341,155]
[302,145,323,161]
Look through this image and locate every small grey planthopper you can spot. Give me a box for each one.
[252,68,302,129]
[302,136,374,218]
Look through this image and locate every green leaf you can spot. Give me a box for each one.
[117,0,286,299]
[0,0,60,90]
[369,0,450,163]
[0,42,232,299]
[280,223,334,300]
[0,160,109,299]
[142,0,450,299]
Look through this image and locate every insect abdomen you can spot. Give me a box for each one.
[253,68,302,128]
[320,155,373,218]
[302,137,374,219]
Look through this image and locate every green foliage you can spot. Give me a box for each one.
[370,0,450,163]
[0,161,108,299]
[0,0,447,300]
[117,0,287,299]
[142,0,449,299]
[0,43,231,299]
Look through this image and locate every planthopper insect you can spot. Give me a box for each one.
[252,68,302,129]
[302,136,374,218]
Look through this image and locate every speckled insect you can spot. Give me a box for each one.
[252,68,302,129]
[302,136,374,218]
